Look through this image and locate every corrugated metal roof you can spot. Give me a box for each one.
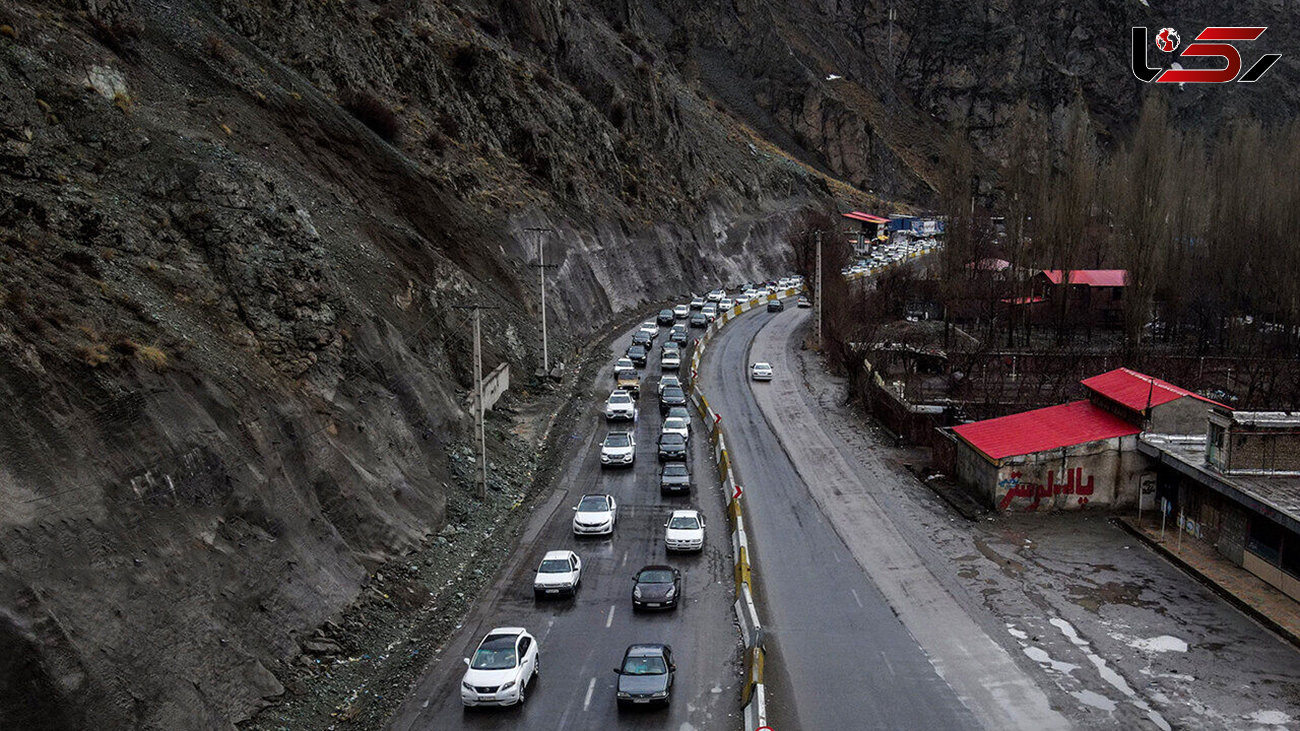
[1081,367,1229,411]
[1041,269,1127,287]
[842,211,890,224]
[953,400,1140,461]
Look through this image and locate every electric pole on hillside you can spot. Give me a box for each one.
[525,227,557,378]
[454,303,499,498]
[815,229,824,350]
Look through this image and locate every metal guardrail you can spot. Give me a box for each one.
[688,287,798,730]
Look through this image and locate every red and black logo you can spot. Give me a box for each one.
[1132,26,1281,83]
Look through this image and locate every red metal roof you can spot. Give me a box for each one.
[1040,269,1127,287]
[967,258,1012,271]
[953,400,1140,461]
[1081,367,1230,411]
[842,211,889,224]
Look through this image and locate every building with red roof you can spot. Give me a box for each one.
[947,367,1229,512]
[1030,269,1128,329]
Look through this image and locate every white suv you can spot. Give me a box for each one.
[460,627,539,707]
[604,390,637,421]
[600,431,636,467]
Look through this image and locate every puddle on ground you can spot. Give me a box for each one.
[1006,623,1029,640]
[1051,616,1172,731]
[974,537,1025,577]
[1072,689,1118,712]
[1023,645,1081,674]
[1129,635,1188,653]
[1066,581,1157,613]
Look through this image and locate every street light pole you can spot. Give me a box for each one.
[454,303,499,498]
[815,229,823,349]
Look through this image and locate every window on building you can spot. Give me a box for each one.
[1247,518,1284,565]
[1208,423,1226,468]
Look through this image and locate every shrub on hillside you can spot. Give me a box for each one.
[339,89,401,143]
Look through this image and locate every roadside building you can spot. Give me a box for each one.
[1142,412,1300,602]
[841,211,889,255]
[946,367,1227,511]
[1033,269,1128,328]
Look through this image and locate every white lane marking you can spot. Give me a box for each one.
[833,550,842,563]
[621,550,628,567]
[583,677,596,711]
[605,604,616,628]
[880,650,896,677]
[850,588,863,607]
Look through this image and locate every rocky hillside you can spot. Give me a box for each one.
[2,0,1295,728]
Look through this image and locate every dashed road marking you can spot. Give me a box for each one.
[850,588,863,607]
[605,604,616,628]
[583,677,596,711]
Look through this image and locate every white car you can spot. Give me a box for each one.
[600,431,636,467]
[664,509,705,552]
[706,289,724,302]
[605,390,637,421]
[750,362,773,381]
[719,297,734,310]
[460,627,539,707]
[661,350,681,370]
[573,493,618,535]
[659,374,681,396]
[533,550,582,598]
[673,304,690,319]
[614,357,635,374]
[639,321,660,340]
[701,304,718,322]
[741,289,759,302]
[689,296,706,310]
[661,416,689,442]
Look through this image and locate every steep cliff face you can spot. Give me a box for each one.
[0,0,831,727]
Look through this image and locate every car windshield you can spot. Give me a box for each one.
[605,434,631,447]
[662,377,679,386]
[622,655,667,675]
[637,569,675,584]
[663,387,684,399]
[660,434,685,446]
[663,463,688,476]
[578,496,609,511]
[539,559,570,573]
[609,393,631,404]
[471,636,518,670]
[669,515,700,529]
[664,418,686,430]
[754,363,771,370]
[629,345,645,355]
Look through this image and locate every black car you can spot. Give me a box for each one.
[614,644,675,707]
[657,308,675,326]
[657,432,687,461]
[688,312,707,328]
[631,331,653,348]
[669,326,689,345]
[632,565,681,610]
[659,386,687,415]
[659,463,691,494]
[767,299,785,312]
[626,344,648,366]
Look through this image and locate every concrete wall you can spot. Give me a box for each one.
[1148,397,1217,436]
[1224,427,1300,473]
[956,434,1146,512]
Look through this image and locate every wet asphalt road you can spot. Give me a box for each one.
[389,319,740,731]
[699,306,982,731]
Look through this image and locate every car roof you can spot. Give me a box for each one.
[753,362,771,367]
[486,627,527,637]
[670,509,700,517]
[606,431,632,437]
[636,564,676,573]
[579,493,612,501]
[625,643,669,656]
[541,550,572,561]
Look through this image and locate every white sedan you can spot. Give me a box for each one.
[661,416,690,442]
[460,627,539,706]
[664,509,706,552]
[750,362,773,381]
[533,550,582,598]
[573,494,618,536]
[673,304,690,319]
[639,321,660,340]
[719,297,734,310]
[661,350,681,370]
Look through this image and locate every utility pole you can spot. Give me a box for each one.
[525,227,557,378]
[815,229,823,350]
[454,303,499,498]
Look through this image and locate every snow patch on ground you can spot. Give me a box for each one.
[1052,617,1172,731]
[1072,689,1117,712]
[1245,710,1292,726]
[1130,635,1189,653]
[1024,646,1080,674]
[1006,623,1029,640]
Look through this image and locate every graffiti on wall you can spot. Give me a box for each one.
[997,467,1096,511]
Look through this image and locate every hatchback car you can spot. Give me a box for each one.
[767,299,784,312]
[657,432,687,461]
[661,416,689,442]
[626,344,648,366]
[688,312,707,328]
[572,494,618,536]
[534,550,582,598]
[750,362,773,381]
[657,309,675,326]
[659,386,687,415]
[605,390,637,421]
[614,644,675,707]
[600,431,636,467]
[460,627,539,707]
[632,565,682,610]
[664,509,705,552]
[673,304,690,319]
[659,463,691,495]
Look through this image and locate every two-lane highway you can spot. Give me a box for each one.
[390,319,739,730]
[700,305,986,730]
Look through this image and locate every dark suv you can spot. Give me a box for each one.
[626,344,648,366]
[767,299,784,312]
[614,644,675,707]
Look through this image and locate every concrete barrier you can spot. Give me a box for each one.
[686,285,802,730]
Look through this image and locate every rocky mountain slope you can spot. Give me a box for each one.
[1,0,1296,728]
